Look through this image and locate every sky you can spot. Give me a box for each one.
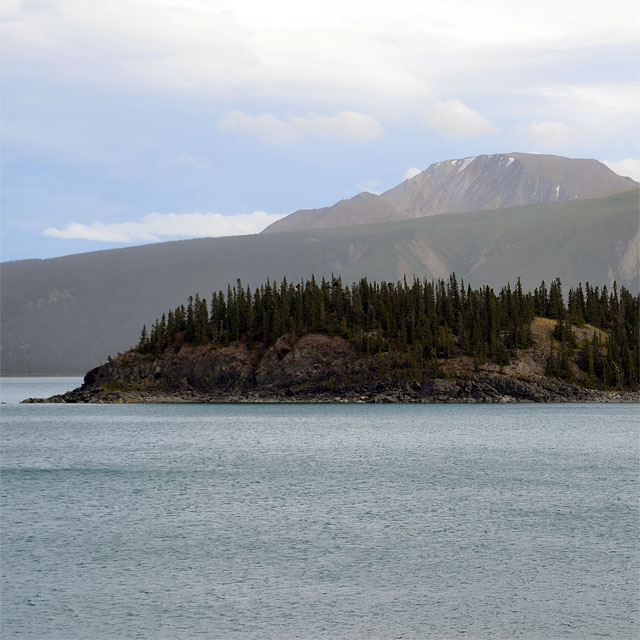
[1,0,639,261]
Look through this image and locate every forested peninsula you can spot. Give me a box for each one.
[26,276,640,403]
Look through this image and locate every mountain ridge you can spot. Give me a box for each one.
[263,152,637,233]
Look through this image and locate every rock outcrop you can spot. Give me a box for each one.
[24,333,639,404]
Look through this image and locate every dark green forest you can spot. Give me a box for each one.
[137,276,639,389]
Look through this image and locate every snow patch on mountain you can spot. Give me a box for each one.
[456,157,476,174]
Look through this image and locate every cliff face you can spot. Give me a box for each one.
[25,332,638,404]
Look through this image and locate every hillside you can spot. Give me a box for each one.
[263,153,637,233]
[2,188,638,374]
[24,275,640,404]
[24,333,639,405]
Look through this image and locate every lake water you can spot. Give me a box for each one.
[1,378,638,639]
[0,376,84,405]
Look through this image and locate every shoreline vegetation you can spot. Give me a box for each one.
[25,275,639,404]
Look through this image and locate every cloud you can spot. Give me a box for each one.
[4,1,637,109]
[17,0,61,16]
[218,110,383,144]
[353,180,385,196]
[518,84,640,146]
[425,99,498,138]
[519,121,577,148]
[43,211,286,243]
[404,167,422,180]
[535,83,640,118]
[157,153,211,170]
[602,158,640,182]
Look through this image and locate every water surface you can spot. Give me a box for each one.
[1,381,638,639]
[0,376,82,405]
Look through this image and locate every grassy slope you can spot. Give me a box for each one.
[438,317,608,387]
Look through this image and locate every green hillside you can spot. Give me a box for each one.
[2,189,638,374]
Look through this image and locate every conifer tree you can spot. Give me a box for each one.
[133,275,638,389]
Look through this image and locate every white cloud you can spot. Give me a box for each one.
[602,158,640,182]
[519,121,578,148]
[536,83,640,118]
[425,99,498,138]
[157,153,211,170]
[218,110,383,144]
[16,0,60,16]
[355,180,385,195]
[344,179,387,198]
[3,0,637,108]
[1,0,637,176]
[2,0,638,155]
[518,84,640,144]
[43,211,287,243]
[404,167,422,180]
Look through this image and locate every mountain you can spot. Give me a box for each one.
[2,188,638,374]
[263,153,637,233]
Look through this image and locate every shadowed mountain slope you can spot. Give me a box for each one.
[2,188,638,374]
[264,153,637,233]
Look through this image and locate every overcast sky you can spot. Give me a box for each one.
[2,0,639,260]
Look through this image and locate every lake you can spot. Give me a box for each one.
[1,378,638,639]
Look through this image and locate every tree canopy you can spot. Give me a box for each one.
[137,275,639,389]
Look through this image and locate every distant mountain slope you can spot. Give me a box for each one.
[263,153,637,233]
[265,191,398,233]
[2,188,638,374]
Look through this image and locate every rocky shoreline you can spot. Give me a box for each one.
[24,379,638,404]
[23,334,639,404]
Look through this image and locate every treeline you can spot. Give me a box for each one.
[547,282,639,388]
[137,275,639,389]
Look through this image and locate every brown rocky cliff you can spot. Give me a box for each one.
[48,334,362,402]
[24,331,639,403]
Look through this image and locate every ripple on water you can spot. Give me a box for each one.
[0,400,638,639]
